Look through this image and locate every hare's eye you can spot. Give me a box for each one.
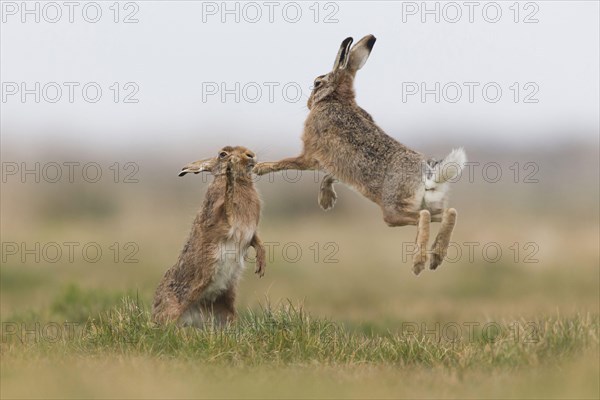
[245,152,255,159]
[219,151,228,159]
[313,80,322,89]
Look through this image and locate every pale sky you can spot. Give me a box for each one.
[1,1,599,156]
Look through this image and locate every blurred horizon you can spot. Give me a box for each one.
[1,1,599,155]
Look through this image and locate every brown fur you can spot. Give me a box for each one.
[254,35,463,274]
[152,146,265,326]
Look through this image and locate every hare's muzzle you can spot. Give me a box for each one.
[178,158,216,177]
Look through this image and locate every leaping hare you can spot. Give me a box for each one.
[152,146,266,326]
[254,35,466,275]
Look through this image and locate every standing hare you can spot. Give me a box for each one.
[254,35,466,275]
[152,146,266,326]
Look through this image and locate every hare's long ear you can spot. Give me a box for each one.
[178,157,217,177]
[333,37,353,71]
[347,35,376,74]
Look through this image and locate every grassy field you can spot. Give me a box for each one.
[1,145,599,398]
[2,293,598,399]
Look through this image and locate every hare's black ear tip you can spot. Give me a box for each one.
[342,37,353,45]
[178,171,187,177]
[367,35,377,48]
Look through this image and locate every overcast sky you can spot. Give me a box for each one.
[1,1,599,156]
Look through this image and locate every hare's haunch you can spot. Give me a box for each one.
[254,35,466,274]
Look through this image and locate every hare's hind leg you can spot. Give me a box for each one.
[382,208,431,275]
[318,174,338,210]
[152,290,185,325]
[382,209,420,227]
[152,305,181,326]
[413,210,431,275]
[179,302,209,328]
[430,208,457,270]
[211,288,237,326]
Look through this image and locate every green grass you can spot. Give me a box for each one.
[3,294,598,369]
[2,292,598,399]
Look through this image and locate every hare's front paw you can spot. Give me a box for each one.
[253,163,272,176]
[255,248,266,278]
[318,187,337,210]
[255,260,266,278]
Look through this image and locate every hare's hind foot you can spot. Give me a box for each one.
[429,208,457,270]
[412,210,431,275]
[210,289,237,326]
[179,299,236,328]
[318,175,338,210]
[152,294,185,326]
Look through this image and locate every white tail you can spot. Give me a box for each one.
[435,148,467,184]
